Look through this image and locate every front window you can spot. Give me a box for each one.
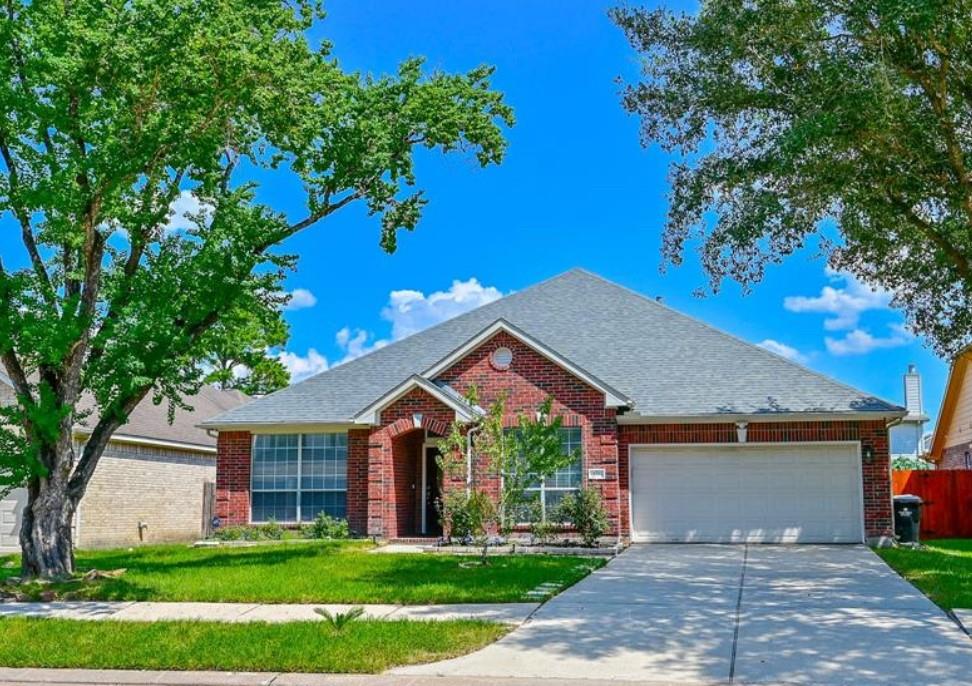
[519,426,583,522]
[251,433,347,523]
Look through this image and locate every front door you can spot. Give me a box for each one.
[423,447,443,536]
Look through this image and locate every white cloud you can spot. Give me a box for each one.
[382,278,503,341]
[757,339,808,363]
[274,348,328,382]
[825,327,913,356]
[283,288,317,311]
[335,327,389,363]
[783,268,891,331]
[164,190,213,233]
[333,277,504,366]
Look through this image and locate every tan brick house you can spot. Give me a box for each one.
[0,379,248,550]
[204,270,905,545]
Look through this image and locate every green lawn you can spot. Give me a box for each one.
[0,540,603,604]
[0,617,506,673]
[876,538,972,609]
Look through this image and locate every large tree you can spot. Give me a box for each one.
[611,0,972,355]
[0,0,513,577]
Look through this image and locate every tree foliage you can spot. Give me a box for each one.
[612,0,972,356]
[201,304,290,397]
[0,0,512,576]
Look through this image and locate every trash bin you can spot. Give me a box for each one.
[893,494,923,544]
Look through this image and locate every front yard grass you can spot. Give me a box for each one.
[876,538,972,609]
[0,540,603,604]
[0,617,506,673]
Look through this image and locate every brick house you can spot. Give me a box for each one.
[0,380,248,550]
[204,269,905,545]
[929,347,972,469]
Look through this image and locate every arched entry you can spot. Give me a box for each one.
[386,419,447,538]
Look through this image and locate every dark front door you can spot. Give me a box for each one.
[424,447,443,536]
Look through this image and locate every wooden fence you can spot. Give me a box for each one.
[892,470,972,539]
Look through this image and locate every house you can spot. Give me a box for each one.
[890,365,930,460]
[203,269,905,545]
[0,377,249,550]
[929,347,972,469]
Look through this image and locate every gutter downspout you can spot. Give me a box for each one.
[465,426,479,496]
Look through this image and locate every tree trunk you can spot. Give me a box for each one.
[19,479,78,579]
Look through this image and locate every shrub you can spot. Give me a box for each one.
[892,456,934,471]
[213,521,284,542]
[440,489,495,545]
[558,488,608,547]
[306,512,350,539]
[258,519,284,540]
[528,501,556,545]
[213,525,244,541]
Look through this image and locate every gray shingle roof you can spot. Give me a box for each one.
[203,269,902,427]
[0,373,249,449]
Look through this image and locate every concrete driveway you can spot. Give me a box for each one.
[395,545,972,685]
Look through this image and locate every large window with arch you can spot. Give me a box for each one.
[250,433,347,523]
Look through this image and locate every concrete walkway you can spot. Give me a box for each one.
[395,544,972,685]
[0,600,538,624]
[0,670,680,686]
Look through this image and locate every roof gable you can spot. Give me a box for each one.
[352,375,482,425]
[423,319,633,408]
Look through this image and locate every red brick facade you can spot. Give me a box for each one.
[436,330,621,533]
[215,331,894,543]
[215,431,252,525]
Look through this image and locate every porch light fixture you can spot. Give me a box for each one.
[735,421,748,443]
[413,413,423,429]
[862,445,875,463]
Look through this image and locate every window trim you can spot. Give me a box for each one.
[250,432,348,524]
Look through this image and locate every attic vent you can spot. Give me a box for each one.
[490,346,513,371]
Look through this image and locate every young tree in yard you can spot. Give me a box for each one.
[438,393,577,561]
[612,1,972,356]
[0,0,513,578]
[201,304,291,397]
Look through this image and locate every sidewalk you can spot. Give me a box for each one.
[0,669,688,686]
[0,601,538,624]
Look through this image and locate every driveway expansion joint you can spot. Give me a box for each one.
[727,544,748,684]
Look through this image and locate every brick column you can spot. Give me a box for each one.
[347,429,370,535]
[216,431,251,525]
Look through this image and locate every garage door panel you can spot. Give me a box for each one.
[629,445,863,544]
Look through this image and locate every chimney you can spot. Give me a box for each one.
[903,364,923,417]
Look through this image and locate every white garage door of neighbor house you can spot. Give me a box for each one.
[629,444,864,544]
[1,488,27,548]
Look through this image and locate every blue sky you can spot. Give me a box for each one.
[0,1,949,425]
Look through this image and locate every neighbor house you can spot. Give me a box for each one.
[0,377,249,550]
[890,364,930,460]
[929,347,972,469]
[203,269,905,545]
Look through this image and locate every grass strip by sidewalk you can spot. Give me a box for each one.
[0,540,603,604]
[875,538,972,610]
[0,617,507,673]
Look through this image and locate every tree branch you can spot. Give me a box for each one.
[0,135,57,303]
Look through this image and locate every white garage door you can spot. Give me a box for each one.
[1,488,26,548]
[629,444,864,543]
